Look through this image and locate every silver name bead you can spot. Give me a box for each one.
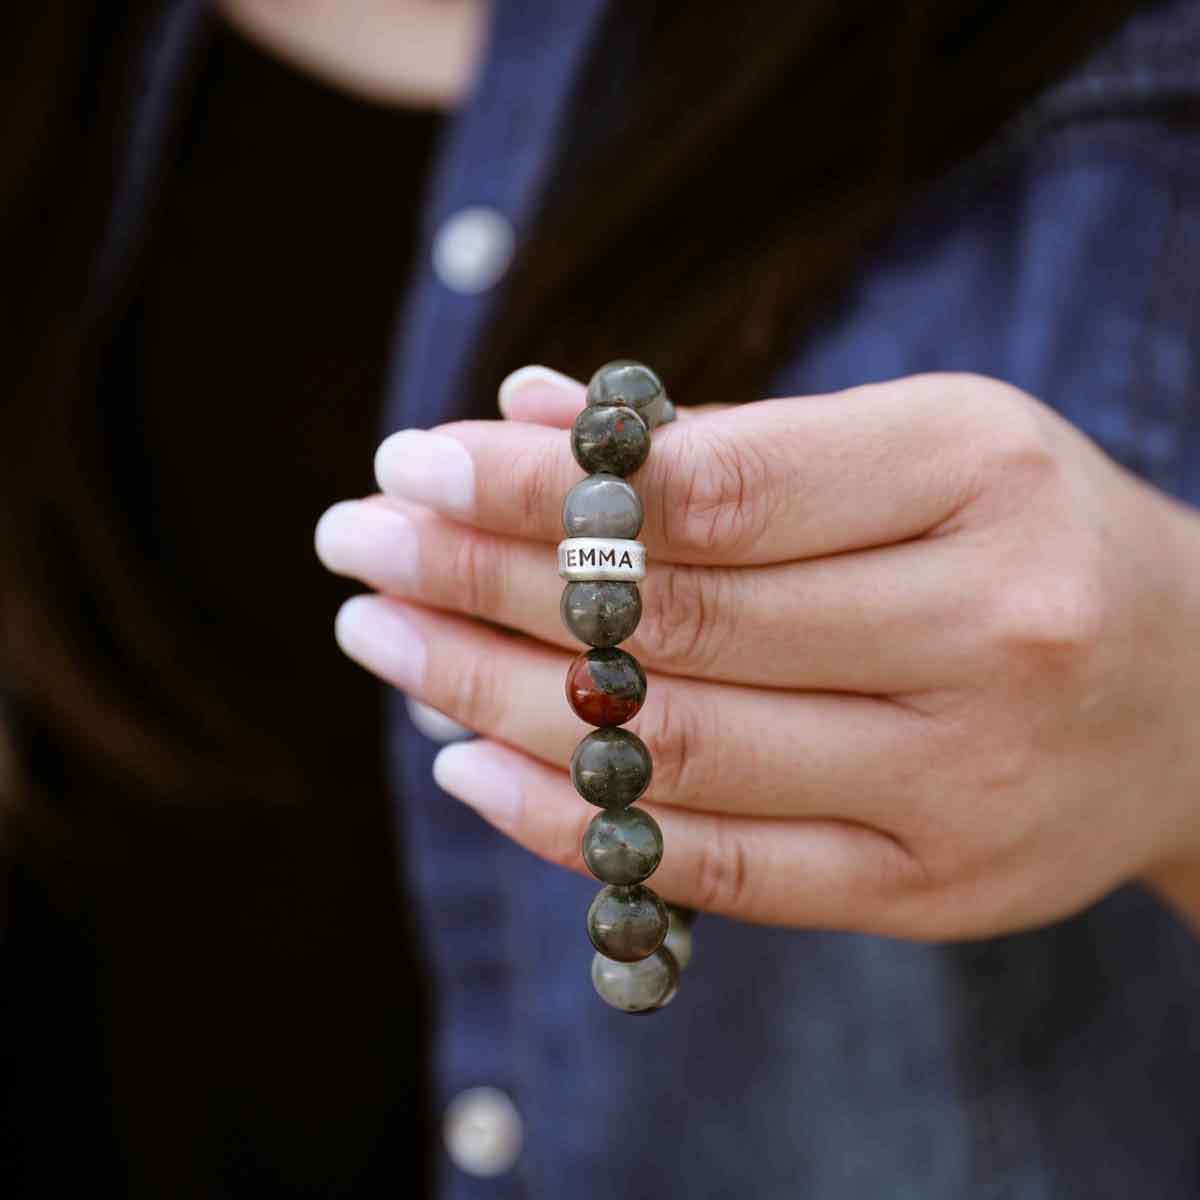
[557,537,646,582]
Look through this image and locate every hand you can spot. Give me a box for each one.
[315,368,1200,938]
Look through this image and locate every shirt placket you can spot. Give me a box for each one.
[383,3,610,1197]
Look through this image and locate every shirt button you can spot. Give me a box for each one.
[432,206,515,294]
[406,696,472,744]
[443,1086,524,1178]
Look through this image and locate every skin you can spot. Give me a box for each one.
[316,367,1200,939]
[219,0,485,109]
[236,0,1199,944]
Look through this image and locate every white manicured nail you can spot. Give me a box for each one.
[314,501,417,589]
[334,596,426,691]
[433,741,523,829]
[407,697,472,744]
[374,429,475,514]
[497,364,581,416]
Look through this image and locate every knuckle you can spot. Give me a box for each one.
[845,830,939,923]
[637,683,710,804]
[440,651,499,732]
[634,566,721,673]
[515,444,562,530]
[988,573,1108,672]
[926,721,1046,867]
[693,820,752,913]
[910,373,1058,512]
[447,532,501,618]
[656,429,773,557]
[964,382,1058,483]
[976,733,1040,800]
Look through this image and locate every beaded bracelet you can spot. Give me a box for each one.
[558,360,694,1014]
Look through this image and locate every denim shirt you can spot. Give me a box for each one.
[114,3,1200,1197]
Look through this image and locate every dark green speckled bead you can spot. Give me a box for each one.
[591,947,680,1013]
[582,806,663,885]
[560,581,642,648]
[561,473,643,539]
[571,404,650,477]
[586,883,668,962]
[570,727,652,809]
[586,360,665,413]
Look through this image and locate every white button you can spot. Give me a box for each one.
[443,1086,524,1178]
[432,206,515,294]
[406,696,472,744]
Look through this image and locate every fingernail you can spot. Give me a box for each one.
[314,501,418,589]
[334,596,426,691]
[406,696,472,743]
[497,364,580,416]
[433,741,523,829]
[374,429,474,515]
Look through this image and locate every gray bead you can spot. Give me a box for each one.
[586,360,665,414]
[591,948,680,1013]
[570,727,652,809]
[560,582,642,647]
[583,806,663,885]
[572,404,650,476]
[638,397,665,429]
[654,950,681,1009]
[561,474,643,539]
[586,884,668,962]
[663,907,694,970]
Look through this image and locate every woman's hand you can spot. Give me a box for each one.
[315,368,1200,938]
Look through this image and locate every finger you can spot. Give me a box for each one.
[316,496,980,690]
[496,365,586,428]
[332,593,931,821]
[496,364,716,428]
[431,739,928,934]
[374,374,982,566]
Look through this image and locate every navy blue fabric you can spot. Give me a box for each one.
[106,2,1200,1196]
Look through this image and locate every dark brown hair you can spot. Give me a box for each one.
[470,1,1143,403]
[2,0,1139,798]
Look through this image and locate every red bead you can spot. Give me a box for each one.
[566,649,646,727]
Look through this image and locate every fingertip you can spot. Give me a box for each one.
[374,428,476,515]
[313,499,363,570]
[407,697,472,743]
[498,364,585,426]
[433,739,524,830]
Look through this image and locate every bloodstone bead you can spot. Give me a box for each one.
[586,360,665,414]
[561,473,643,539]
[586,884,668,962]
[560,581,641,648]
[582,806,663,885]
[570,727,652,809]
[591,948,679,1013]
[571,404,650,477]
[566,648,646,727]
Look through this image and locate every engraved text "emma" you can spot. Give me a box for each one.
[565,547,635,569]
